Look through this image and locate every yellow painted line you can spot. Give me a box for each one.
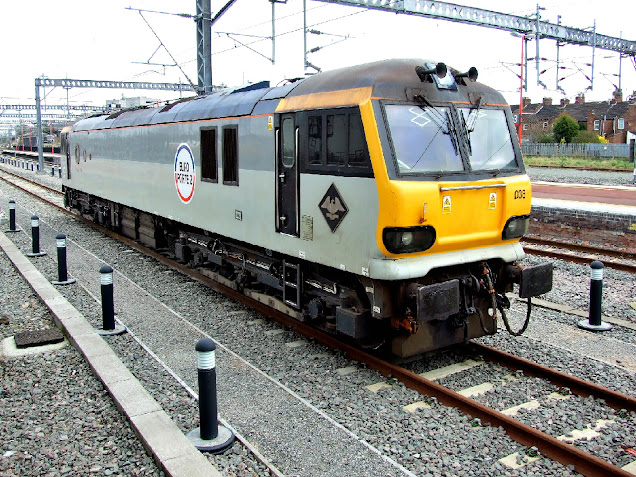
[419,359,484,381]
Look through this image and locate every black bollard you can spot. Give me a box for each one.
[51,234,76,285]
[6,200,19,233]
[97,265,126,336]
[187,337,234,453]
[26,216,46,257]
[578,261,612,331]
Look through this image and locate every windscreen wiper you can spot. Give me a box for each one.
[465,97,483,132]
[416,96,450,134]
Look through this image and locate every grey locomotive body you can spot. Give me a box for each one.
[62,59,552,357]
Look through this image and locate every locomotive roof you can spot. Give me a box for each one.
[72,59,507,132]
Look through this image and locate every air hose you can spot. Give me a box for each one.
[499,296,532,336]
[482,263,532,337]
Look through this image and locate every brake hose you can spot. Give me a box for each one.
[482,263,531,337]
[499,296,532,336]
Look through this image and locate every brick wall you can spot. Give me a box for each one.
[528,206,636,252]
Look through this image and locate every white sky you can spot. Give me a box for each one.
[1,0,634,121]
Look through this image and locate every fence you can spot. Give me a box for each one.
[521,143,630,158]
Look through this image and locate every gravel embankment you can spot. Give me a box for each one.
[0,248,164,477]
[1,162,635,476]
[526,166,635,186]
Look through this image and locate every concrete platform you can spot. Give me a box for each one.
[0,231,221,477]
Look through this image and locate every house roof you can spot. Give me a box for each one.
[512,100,634,123]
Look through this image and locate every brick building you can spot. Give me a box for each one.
[511,90,636,143]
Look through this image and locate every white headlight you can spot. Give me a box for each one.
[401,231,414,246]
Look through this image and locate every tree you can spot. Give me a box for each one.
[552,114,579,143]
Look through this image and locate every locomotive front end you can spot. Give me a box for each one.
[362,61,553,357]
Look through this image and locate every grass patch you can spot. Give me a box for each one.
[524,156,634,171]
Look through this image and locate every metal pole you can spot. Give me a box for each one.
[97,265,126,335]
[524,36,529,92]
[196,0,212,94]
[303,0,307,72]
[35,80,44,173]
[101,265,115,330]
[590,20,596,91]
[197,338,218,440]
[618,32,623,93]
[187,337,234,453]
[518,35,524,146]
[533,4,548,88]
[26,216,46,257]
[271,0,276,64]
[7,200,18,232]
[555,15,565,94]
[52,233,76,285]
[578,261,612,331]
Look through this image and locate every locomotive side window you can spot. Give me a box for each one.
[200,127,217,182]
[301,108,371,177]
[348,113,367,166]
[326,114,346,166]
[307,116,322,165]
[281,118,295,168]
[222,126,238,185]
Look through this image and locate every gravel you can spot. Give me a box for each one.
[0,247,164,477]
[2,161,636,476]
[526,166,635,186]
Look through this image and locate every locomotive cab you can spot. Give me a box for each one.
[357,62,552,356]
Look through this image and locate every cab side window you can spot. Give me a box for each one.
[301,108,372,177]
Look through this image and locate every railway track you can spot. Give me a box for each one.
[522,237,636,273]
[2,167,635,475]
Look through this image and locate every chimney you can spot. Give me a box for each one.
[523,97,532,106]
[560,98,570,106]
[542,97,552,106]
[575,94,585,104]
[612,88,622,104]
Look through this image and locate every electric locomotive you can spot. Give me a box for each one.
[61,58,552,357]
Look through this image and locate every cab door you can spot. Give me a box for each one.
[276,114,299,236]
